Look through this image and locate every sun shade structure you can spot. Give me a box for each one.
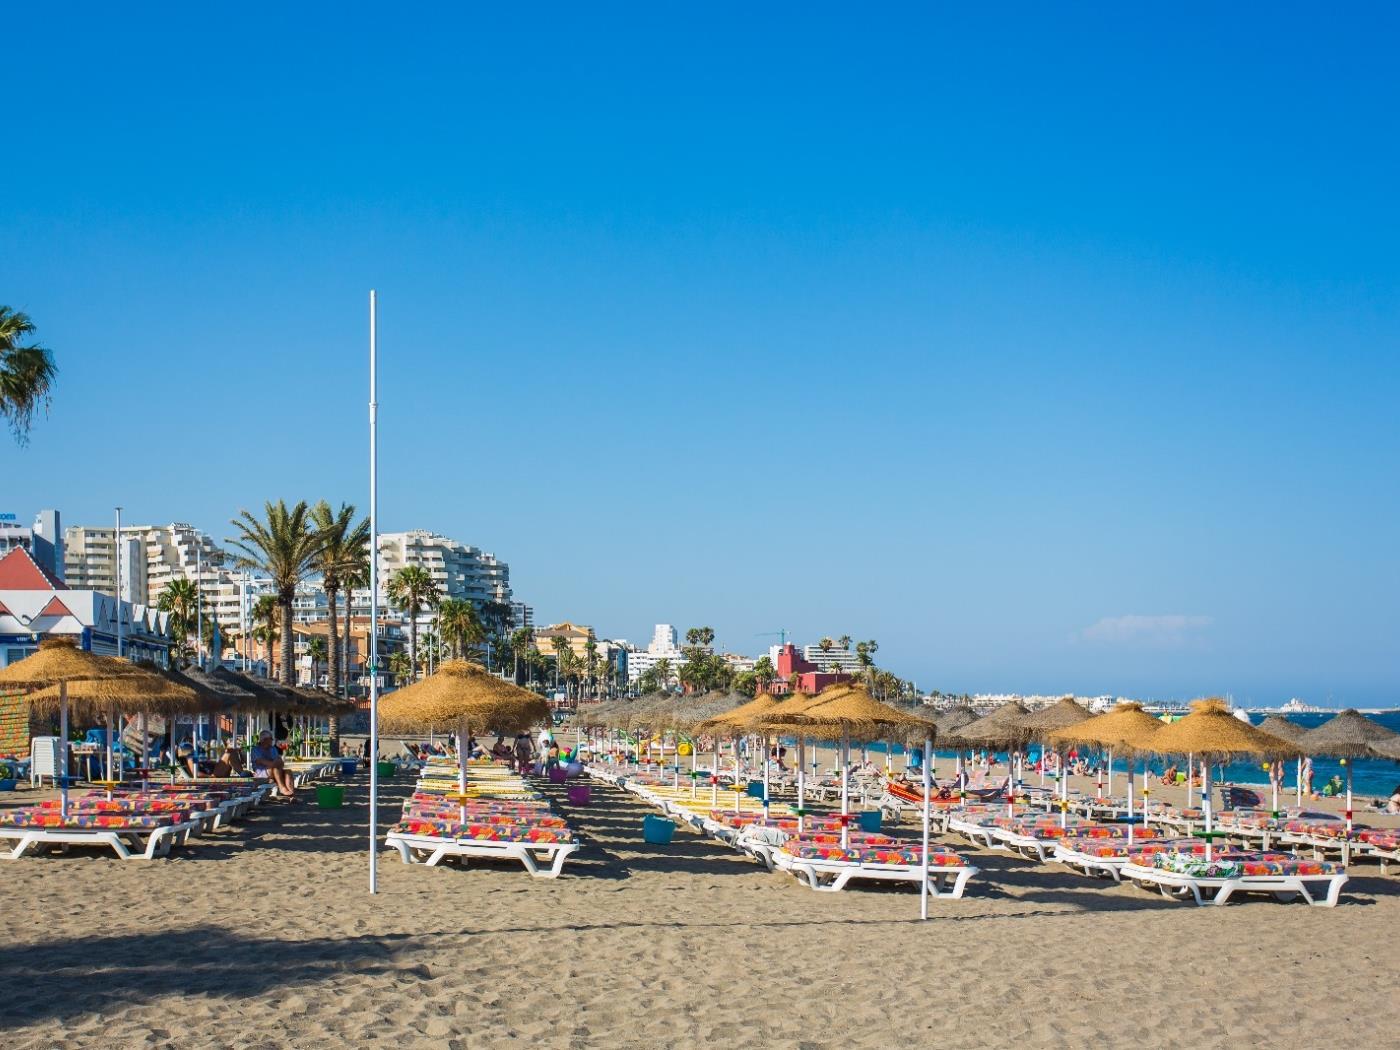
[1149,698,1303,854]
[945,700,1031,750]
[1256,714,1308,743]
[1017,698,1091,826]
[1050,702,1167,841]
[0,639,182,816]
[25,667,199,718]
[1297,709,1400,831]
[933,705,978,735]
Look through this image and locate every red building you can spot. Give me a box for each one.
[771,643,852,695]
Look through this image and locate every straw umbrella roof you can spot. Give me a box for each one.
[694,692,781,736]
[1017,697,1091,743]
[1296,709,1399,759]
[933,705,978,735]
[1370,735,1400,762]
[1147,698,1302,760]
[669,693,745,733]
[1048,701,1165,755]
[379,660,551,735]
[1256,714,1308,743]
[0,637,149,688]
[946,700,1031,750]
[764,684,935,743]
[25,666,202,719]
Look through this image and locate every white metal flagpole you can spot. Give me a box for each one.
[368,289,381,894]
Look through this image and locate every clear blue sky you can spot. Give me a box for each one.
[3,4,1397,704]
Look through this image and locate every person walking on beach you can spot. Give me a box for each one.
[1301,756,1315,798]
[513,732,536,775]
[1269,756,1285,797]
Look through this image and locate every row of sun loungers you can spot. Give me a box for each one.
[589,763,980,898]
[382,758,580,878]
[0,778,275,860]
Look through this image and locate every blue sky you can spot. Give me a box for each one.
[3,4,1397,703]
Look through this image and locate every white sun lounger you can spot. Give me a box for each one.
[382,829,579,878]
[0,818,199,861]
[773,846,978,897]
[1120,858,1348,907]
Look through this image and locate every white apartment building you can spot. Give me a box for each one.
[801,644,862,674]
[377,530,511,607]
[64,522,226,607]
[0,509,62,580]
[626,623,688,683]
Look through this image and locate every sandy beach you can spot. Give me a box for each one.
[3,734,1399,1050]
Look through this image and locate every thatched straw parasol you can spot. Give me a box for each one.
[1151,699,1302,762]
[694,692,781,736]
[1149,698,1303,849]
[1371,735,1400,762]
[1256,714,1307,743]
[25,668,199,719]
[1016,698,1091,824]
[1050,702,1168,836]
[933,705,978,736]
[1296,709,1399,831]
[0,638,180,813]
[946,700,1031,750]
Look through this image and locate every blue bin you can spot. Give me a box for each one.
[340,759,359,778]
[857,810,882,833]
[642,814,676,845]
[746,780,765,798]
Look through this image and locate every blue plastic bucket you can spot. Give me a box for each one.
[642,814,676,845]
[746,780,765,798]
[340,759,358,778]
[856,810,882,833]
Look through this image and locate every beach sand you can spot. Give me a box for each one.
[3,734,1399,1050]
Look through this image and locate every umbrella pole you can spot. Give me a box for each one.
[733,736,741,814]
[140,712,148,775]
[1296,756,1303,807]
[105,705,115,782]
[1096,749,1104,800]
[1125,757,1135,846]
[1345,761,1353,835]
[840,730,850,850]
[920,731,932,921]
[796,735,806,835]
[59,682,70,819]
[1106,747,1113,798]
[1059,748,1067,829]
[712,738,719,807]
[762,734,770,815]
[1202,759,1214,861]
[689,739,697,799]
[1186,752,1194,808]
[459,720,470,823]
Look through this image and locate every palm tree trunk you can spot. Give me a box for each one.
[280,596,295,685]
[325,584,340,756]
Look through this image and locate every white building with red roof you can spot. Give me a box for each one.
[0,546,173,668]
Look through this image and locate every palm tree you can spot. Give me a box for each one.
[0,307,58,445]
[228,502,323,684]
[509,627,533,684]
[387,565,439,681]
[156,578,198,663]
[583,639,600,697]
[310,501,369,700]
[855,639,878,685]
[388,650,412,685]
[307,635,327,688]
[837,634,852,651]
[753,655,775,693]
[654,658,673,690]
[438,598,485,660]
[252,594,279,674]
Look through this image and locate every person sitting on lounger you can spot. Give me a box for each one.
[175,742,199,779]
[209,743,247,778]
[1320,774,1344,798]
[491,736,513,764]
[251,731,297,800]
[1161,764,1179,787]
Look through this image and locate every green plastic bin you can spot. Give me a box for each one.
[315,784,345,809]
[375,761,396,778]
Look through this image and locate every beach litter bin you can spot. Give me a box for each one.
[315,784,345,809]
[566,784,590,806]
[746,780,765,798]
[643,814,676,845]
[0,778,15,792]
[339,759,358,778]
[375,760,396,779]
[548,765,568,784]
[857,810,882,833]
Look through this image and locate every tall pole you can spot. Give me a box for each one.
[112,508,123,781]
[368,289,381,894]
[196,539,203,671]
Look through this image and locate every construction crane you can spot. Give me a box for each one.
[754,629,788,646]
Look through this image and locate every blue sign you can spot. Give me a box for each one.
[0,513,15,521]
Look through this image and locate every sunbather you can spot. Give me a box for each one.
[209,743,247,778]
[251,731,297,799]
[1160,764,1179,786]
